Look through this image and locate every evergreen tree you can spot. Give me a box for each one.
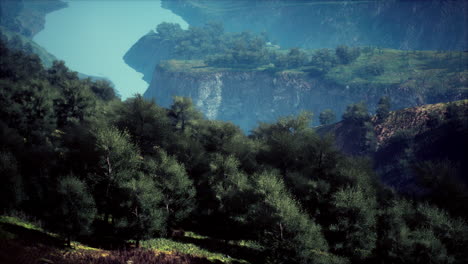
[0,151,22,211]
[148,149,196,227]
[168,96,203,132]
[342,102,376,155]
[117,174,167,247]
[249,171,334,264]
[54,79,96,127]
[55,175,96,247]
[330,186,377,262]
[319,109,336,125]
[93,126,141,224]
[376,96,391,121]
[113,94,171,155]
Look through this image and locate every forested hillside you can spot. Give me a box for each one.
[1,40,468,263]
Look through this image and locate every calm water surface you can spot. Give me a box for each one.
[34,0,188,99]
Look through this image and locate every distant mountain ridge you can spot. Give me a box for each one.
[0,0,67,38]
[162,0,468,50]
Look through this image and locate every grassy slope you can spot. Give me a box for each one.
[326,48,467,93]
[0,216,254,264]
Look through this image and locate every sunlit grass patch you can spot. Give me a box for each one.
[142,237,250,263]
[0,215,43,233]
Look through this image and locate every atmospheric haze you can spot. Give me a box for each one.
[34,0,188,99]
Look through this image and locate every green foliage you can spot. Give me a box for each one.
[377,200,468,263]
[87,79,116,101]
[252,111,313,173]
[274,48,308,69]
[330,186,377,261]
[356,61,385,77]
[413,161,468,218]
[250,171,329,264]
[0,27,58,67]
[54,175,96,246]
[93,126,141,221]
[0,79,56,145]
[0,151,22,210]
[113,94,171,154]
[1,42,467,264]
[319,109,336,125]
[169,96,203,132]
[342,102,376,155]
[335,45,361,65]
[53,79,96,127]
[342,102,371,124]
[148,149,196,227]
[117,174,167,243]
[156,22,184,40]
[142,237,248,263]
[376,96,391,121]
[205,31,270,68]
[205,154,253,234]
[309,48,337,73]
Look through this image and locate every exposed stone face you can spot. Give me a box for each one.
[0,0,67,38]
[124,37,176,84]
[144,68,439,131]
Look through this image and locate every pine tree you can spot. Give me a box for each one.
[55,175,96,247]
[376,96,391,121]
[148,149,196,227]
[319,109,336,125]
[94,126,141,224]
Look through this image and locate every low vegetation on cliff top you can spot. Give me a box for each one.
[151,22,467,102]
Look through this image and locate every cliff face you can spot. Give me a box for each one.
[162,0,468,50]
[317,100,468,190]
[124,35,176,84]
[145,67,445,131]
[0,0,67,38]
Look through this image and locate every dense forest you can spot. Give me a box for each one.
[1,37,468,264]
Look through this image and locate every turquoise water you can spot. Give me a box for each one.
[34,0,188,99]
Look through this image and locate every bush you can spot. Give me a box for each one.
[335,45,361,64]
[319,109,336,125]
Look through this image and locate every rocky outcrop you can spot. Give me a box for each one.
[162,0,468,50]
[144,66,452,131]
[316,100,468,190]
[0,0,67,38]
[124,34,176,84]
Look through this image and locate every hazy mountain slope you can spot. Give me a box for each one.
[0,26,57,67]
[162,0,468,50]
[0,0,67,38]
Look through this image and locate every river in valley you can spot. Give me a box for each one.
[34,0,188,99]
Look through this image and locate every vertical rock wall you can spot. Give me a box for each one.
[145,68,429,131]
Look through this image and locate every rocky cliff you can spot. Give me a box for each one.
[317,100,468,190]
[162,0,468,50]
[124,34,176,84]
[0,0,67,38]
[144,59,466,131]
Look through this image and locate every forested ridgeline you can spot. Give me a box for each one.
[1,41,468,264]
